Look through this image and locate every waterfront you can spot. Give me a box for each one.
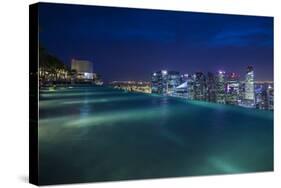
[39,86,273,185]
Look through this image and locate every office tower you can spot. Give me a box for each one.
[167,71,181,94]
[152,70,167,94]
[152,70,180,95]
[206,72,216,102]
[244,66,255,106]
[216,70,226,104]
[173,74,189,97]
[238,81,245,105]
[186,74,195,100]
[193,72,206,101]
[226,72,240,105]
[267,84,274,110]
[255,85,268,110]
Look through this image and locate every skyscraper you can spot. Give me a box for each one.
[267,84,274,110]
[216,70,226,104]
[244,66,255,106]
[226,73,240,105]
[186,74,195,100]
[151,70,180,95]
[206,72,216,102]
[193,72,206,101]
[255,85,268,110]
[167,71,181,94]
[151,70,167,94]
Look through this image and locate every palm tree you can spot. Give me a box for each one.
[39,45,69,84]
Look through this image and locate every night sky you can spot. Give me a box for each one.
[39,3,273,83]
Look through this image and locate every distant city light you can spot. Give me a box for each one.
[149,66,273,111]
[161,70,167,75]
[218,70,225,74]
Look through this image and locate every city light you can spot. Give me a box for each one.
[150,66,273,111]
[218,70,225,74]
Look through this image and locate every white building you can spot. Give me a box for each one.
[71,59,94,81]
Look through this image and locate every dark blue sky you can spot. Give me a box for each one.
[39,3,273,82]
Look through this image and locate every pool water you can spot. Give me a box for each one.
[39,86,273,185]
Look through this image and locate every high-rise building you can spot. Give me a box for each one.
[255,85,268,110]
[244,66,255,107]
[151,70,167,94]
[238,81,245,105]
[167,71,181,94]
[226,73,240,105]
[173,74,189,97]
[71,59,94,81]
[193,72,206,101]
[151,70,180,95]
[206,72,216,102]
[267,84,274,110]
[180,74,189,83]
[186,74,195,100]
[215,70,226,104]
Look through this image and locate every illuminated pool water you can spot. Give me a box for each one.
[39,86,273,185]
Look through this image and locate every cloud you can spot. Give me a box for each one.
[209,27,273,48]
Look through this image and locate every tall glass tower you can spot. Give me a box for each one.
[216,70,226,104]
[151,70,180,95]
[226,73,240,105]
[244,66,255,106]
[193,72,206,101]
[151,70,168,94]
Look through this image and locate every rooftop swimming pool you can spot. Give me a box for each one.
[39,86,273,185]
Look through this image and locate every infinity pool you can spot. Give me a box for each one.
[39,86,273,185]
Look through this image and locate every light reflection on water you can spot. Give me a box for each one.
[39,86,273,185]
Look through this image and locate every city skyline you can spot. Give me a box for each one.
[39,3,273,82]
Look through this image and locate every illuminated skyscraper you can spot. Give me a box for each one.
[267,84,274,110]
[193,72,206,101]
[215,70,226,104]
[151,70,167,94]
[167,71,181,94]
[151,70,180,94]
[226,73,240,105]
[244,66,255,106]
[255,85,268,110]
[206,72,216,102]
[186,74,195,100]
[173,74,189,97]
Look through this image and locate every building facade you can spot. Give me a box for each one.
[186,74,195,100]
[151,70,180,95]
[226,73,240,105]
[151,70,168,94]
[267,84,274,110]
[71,59,94,82]
[206,72,216,102]
[244,66,255,106]
[193,72,206,101]
[215,70,226,104]
[167,71,181,94]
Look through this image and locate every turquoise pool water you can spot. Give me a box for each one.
[39,86,273,185]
